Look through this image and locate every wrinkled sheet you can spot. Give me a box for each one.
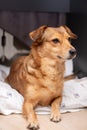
[0,65,87,115]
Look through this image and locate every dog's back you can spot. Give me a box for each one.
[6,56,28,95]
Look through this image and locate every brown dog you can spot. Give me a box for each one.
[6,25,77,130]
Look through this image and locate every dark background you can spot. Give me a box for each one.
[0,0,70,12]
[66,14,87,78]
[0,0,87,78]
[0,0,87,13]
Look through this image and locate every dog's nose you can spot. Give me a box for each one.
[69,49,76,56]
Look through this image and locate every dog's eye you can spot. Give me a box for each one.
[52,38,60,44]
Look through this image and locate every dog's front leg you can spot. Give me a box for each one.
[23,100,39,130]
[50,96,62,122]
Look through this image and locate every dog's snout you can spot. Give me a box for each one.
[69,49,76,56]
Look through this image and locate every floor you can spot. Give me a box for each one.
[0,109,87,130]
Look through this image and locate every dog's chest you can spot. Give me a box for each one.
[37,59,64,106]
[38,84,63,106]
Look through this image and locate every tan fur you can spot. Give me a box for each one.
[6,25,77,130]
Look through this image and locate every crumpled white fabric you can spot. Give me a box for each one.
[61,78,87,112]
[0,65,87,115]
[0,81,24,115]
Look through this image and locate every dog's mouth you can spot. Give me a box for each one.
[57,55,65,60]
[57,55,76,60]
[57,49,76,61]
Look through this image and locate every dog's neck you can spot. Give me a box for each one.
[30,45,65,77]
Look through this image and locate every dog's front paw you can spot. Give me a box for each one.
[50,112,61,123]
[27,120,40,130]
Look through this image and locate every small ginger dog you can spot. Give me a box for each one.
[6,25,77,130]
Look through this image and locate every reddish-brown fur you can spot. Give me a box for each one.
[6,25,77,130]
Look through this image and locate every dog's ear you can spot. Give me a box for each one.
[29,25,47,42]
[63,25,78,39]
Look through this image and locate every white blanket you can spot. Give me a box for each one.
[0,65,87,115]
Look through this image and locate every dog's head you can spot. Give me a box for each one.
[29,25,77,62]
